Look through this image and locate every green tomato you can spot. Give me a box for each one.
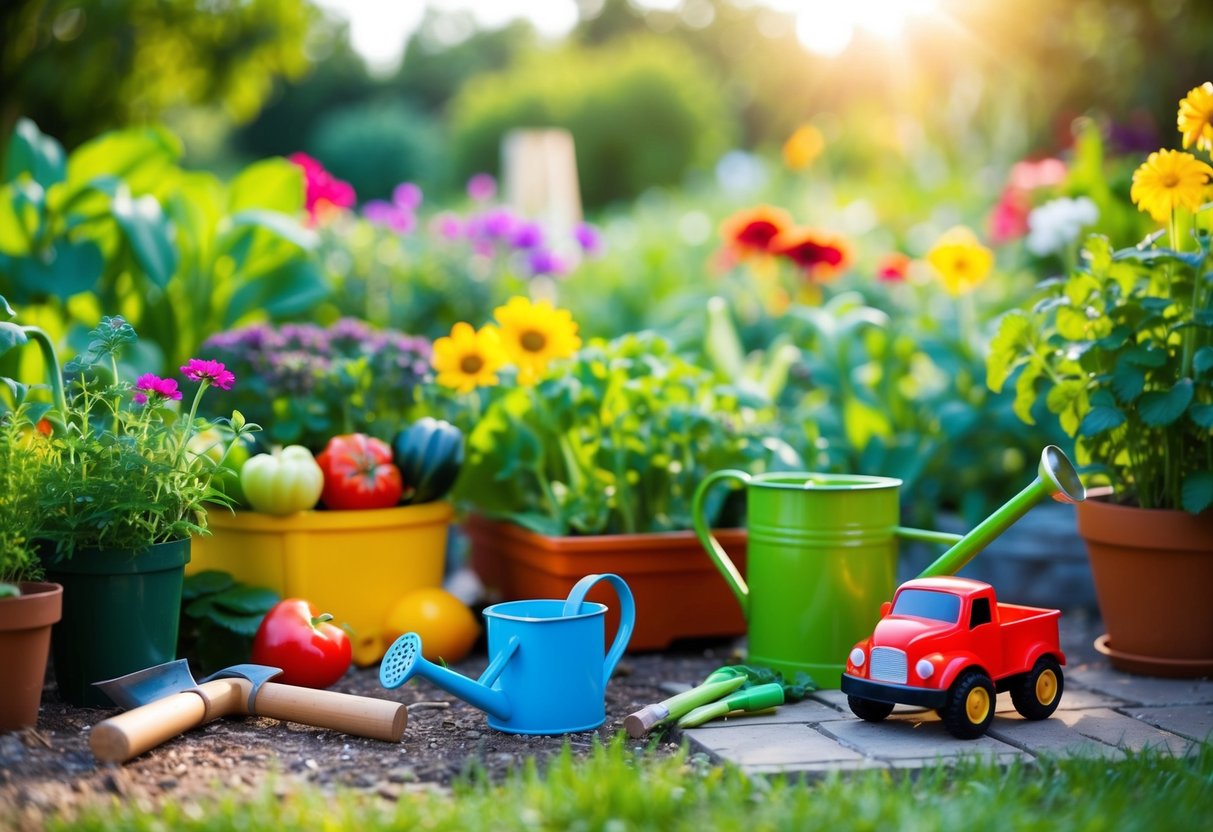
[188,429,256,506]
[241,445,325,515]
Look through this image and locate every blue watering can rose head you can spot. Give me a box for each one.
[378,573,635,735]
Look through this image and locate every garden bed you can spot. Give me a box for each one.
[0,642,727,825]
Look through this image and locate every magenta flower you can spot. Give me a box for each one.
[363,200,416,234]
[392,182,423,210]
[288,152,356,224]
[181,359,236,390]
[133,373,183,406]
[430,211,463,241]
[573,222,603,256]
[467,173,497,202]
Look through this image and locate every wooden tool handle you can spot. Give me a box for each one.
[90,689,210,763]
[253,683,407,742]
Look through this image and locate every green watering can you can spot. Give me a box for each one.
[693,446,1086,689]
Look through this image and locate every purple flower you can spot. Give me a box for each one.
[527,248,567,277]
[430,211,463,241]
[467,173,497,202]
[511,221,545,250]
[181,359,236,390]
[574,222,604,256]
[278,324,329,353]
[392,182,423,210]
[133,373,183,405]
[363,200,416,234]
[480,208,517,241]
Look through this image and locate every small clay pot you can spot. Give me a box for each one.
[0,582,63,732]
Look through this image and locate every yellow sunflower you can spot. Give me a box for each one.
[493,297,581,384]
[432,322,506,393]
[1130,149,1213,224]
[926,226,993,296]
[1178,82,1213,152]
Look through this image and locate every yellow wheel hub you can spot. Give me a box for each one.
[1036,669,1058,705]
[966,686,991,724]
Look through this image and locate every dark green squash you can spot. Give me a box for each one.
[392,418,464,504]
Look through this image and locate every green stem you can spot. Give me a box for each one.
[21,327,67,416]
[175,379,211,466]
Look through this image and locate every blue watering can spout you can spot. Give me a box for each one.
[379,633,515,721]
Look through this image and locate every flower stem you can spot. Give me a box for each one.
[175,379,211,466]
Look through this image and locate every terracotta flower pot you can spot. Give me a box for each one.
[0,582,63,732]
[1076,496,1213,677]
[463,516,747,651]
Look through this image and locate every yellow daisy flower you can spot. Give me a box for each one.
[493,297,581,385]
[1130,149,1213,224]
[782,124,825,171]
[926,226,994,296]
[432,322,506,393]
[1178,82,1213,152]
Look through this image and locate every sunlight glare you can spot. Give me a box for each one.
[794,0,938,56]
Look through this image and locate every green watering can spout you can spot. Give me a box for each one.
[917,446,1086,580]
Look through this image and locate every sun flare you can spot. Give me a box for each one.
[794,0,940,56]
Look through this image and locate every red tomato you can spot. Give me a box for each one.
[251,598,352,688]
[316,433,404,510]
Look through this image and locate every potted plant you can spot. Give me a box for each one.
[1,303,252,706]
[188,319,457,666]
[429,297,801,650]
[985,82,1213,676]
[0,399,62,731]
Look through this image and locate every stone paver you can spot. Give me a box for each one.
[674,620,1212,775]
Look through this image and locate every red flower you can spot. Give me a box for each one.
[769,227,851,282]
[288,152,356,225]
[876,252,911,283]
[720,205,794,259]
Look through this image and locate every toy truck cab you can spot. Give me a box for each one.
[840,576,1065,739]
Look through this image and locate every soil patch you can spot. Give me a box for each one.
[0,641,734,827]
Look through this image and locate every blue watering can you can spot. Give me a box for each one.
[379,573,635,735]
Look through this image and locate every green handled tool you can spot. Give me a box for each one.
[676,682,785,729]
[625,667,747,738]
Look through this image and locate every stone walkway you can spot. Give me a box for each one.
[676,618,1213,774]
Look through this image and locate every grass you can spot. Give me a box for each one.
[45,737,1213,831]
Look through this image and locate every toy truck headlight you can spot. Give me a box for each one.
[915,659,935,680]
[849,648,866,668]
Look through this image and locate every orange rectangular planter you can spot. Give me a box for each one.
[463,517,747,651]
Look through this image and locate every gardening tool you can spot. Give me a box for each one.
[379,573,635,735]
[676,682,786,729]
[624,667,747,738]
[89,659,407,763]
[693,445,1086,689]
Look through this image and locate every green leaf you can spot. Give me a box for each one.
[111,189,177,289]
[986,311,1032,393]
[1045,380,1088,436]
[0,583,19,599]
[9,239,103,299]
[1078,405,1126,437]
[65,126,182,195]
[4,118,65,188]
[227,159,304,214]
[1082,235,1112,273]
[227,209,316,251]
[1194,346,1213,376]
[211,585,279,615]
[1121,346,1167,368]
[1111,361,1145,403]
[182,569,236,601]
[1181,471,1213,514]
[206,608,267,638]
[1189,403,1213,429]
[0,295,14,318]
[1138,379,1194,427]
[0,321,28,356]
[1012,361,1044,426]
[222,259,329,326]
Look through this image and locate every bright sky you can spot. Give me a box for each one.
[312,0,940,73]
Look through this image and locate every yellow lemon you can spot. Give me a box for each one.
[383,588,480,664]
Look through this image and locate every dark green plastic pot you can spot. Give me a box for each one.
[41,538,190,707]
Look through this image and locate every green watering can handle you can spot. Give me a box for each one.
[692,469,751,619]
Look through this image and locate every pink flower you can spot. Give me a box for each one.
[288,152,356,225]
[180,359,236,390]
[467,173,497,202]
[876,252,911,282]
[133,373,183,406]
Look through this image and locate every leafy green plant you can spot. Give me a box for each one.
[451,331,801,536]
[988,231,1213,513]
[0,402,43,590]
[0,300,260,557]
[179,570,280,674]
[0,119,327,376]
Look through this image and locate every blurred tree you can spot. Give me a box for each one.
[0,0,315,151]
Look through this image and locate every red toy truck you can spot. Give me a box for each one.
[840,576,1065,739]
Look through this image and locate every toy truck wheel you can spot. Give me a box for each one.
[941,669,996,739]
[848,696,895,722]
[1010,656,1064,721]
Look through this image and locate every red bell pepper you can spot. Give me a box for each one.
[316,433,404,510]
[251,598,353,688]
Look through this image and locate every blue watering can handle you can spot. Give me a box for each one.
[563,573,636,685]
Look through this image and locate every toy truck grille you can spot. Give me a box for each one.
[870,647,908,683]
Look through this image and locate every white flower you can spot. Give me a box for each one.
[1025,197,1099,256]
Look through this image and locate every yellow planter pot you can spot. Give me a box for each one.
[191,502,452,666]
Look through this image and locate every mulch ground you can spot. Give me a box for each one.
[0,640,734,828]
